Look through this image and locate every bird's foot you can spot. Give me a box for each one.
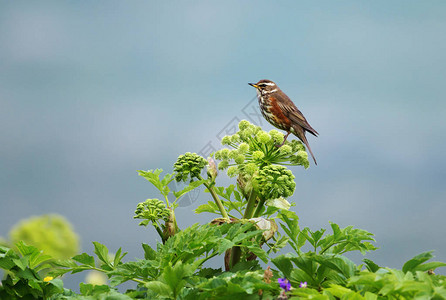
[275,132,291,147]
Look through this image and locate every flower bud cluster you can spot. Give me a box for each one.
[134,198,171,226]
[213,120,310,179]
[254,165,296,200]
[173,152,208,182]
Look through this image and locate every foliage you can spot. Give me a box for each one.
[1,120,445,299]
[9,214,80,260]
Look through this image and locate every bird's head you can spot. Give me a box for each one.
[248,79,278,95]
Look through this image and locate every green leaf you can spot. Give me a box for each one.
[15,240,38,257]
[195,202,219,214]
[138,169,171,197]
[402,251,433,273]
[246,245,268,263]
[216,239,235,254]
[72,253,95,267]
[271,255,293,278]
[363,258,380,272]
[12,257,28,270]
[142,243,157,260]
[93,242,111,268]
[145,281,172,297]
[173,179,206,199]
[278,210,300,250]
[79,282,110,296]
[45,278,64,295]
[412,261,446,272]
[113,247,127,267]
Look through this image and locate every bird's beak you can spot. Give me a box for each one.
[248,83,258,88]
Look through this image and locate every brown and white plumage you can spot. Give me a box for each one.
[249,79,319,165]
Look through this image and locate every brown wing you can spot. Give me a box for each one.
[275,91,319,136]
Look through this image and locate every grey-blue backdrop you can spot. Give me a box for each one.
[1,0,445,288]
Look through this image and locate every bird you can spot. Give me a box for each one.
[249,79,319,165]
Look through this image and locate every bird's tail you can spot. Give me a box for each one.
[298,131,317,166]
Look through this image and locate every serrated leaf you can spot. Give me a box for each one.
[363,258,380,272]
[402,251,433,273]
[247,245,268,263]
[272,255,293,278]
[330,222,341,238]
[12,257,28,270]
[413,261,446,272]
[142,243,157,261]
[173,180,206,199]
[138,169,171,197]
[145,281,172,297]
[73,253,95,267]
[195,202,219,214]
[113,247,127,266]
[93,242,111,267]
[216,239,235,254]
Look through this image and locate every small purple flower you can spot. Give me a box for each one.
[278,277,291,291]
[299,281,308,288]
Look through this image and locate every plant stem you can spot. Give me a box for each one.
[204,182,229,220]
[154,224,164,240]
[230,190,259,269]
[243,190,258,219]
[229,246,241,270]
[253,198,266,218]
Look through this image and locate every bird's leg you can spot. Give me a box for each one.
[276,132,291,147]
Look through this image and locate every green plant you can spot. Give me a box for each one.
[1,120,445,299]
[9,214,80,260]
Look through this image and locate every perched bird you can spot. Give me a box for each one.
[249,79,319,165]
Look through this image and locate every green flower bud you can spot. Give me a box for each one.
[238,120,251,130]
[297,150,308,159]
[256,131,271,144]
[269,130,284,144]
[228,149,238,159]
[219,148,231,159]
[173,152,208,182]
[254,165,296,200]
[290,140,305,152]
[290,150,310,169]
[239,128,253,141]
[252,151,265,160]
[134,198,171,226]
[238,142,249,153]
[253,126,262,134]
[221,135,232,145]
[218,160,229,170]
[227,166,238,177]
[279,145,292,155]
[231,134,241,143]
[234,154,245,164]
[244,163,258,175]
[214,150,223,160]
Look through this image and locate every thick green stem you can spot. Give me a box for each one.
[229,246,241,270]
[154,225,164,240]
[204,182,229,220]
[230,190,259,269]
[253,198,266,218]
[243,190,258,219]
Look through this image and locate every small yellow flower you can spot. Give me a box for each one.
[43,276,53,282]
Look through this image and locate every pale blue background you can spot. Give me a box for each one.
[1,1,446,288]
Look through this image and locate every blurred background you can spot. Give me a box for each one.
[1,0,445,289]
